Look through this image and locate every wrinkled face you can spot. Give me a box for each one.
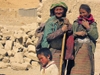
[54,7,64,18]
[38,53,50,67]
[79,9,90,18]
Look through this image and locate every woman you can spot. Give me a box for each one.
[41,1,74,74]
[69,4,99,75]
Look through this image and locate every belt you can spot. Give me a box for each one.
[77,38,90,43]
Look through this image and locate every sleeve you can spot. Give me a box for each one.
[47,22,73,41]
[72,21,78,38]
[41,21,54,48]
[86,22,99,41]
[47,28,64,41]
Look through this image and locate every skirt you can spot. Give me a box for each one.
[69,44,93,75]
[50,48,66,75]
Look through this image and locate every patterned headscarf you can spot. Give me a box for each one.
[50,1,68,10]
[50,1,68,16]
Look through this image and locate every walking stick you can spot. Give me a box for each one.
[59,33,66,75]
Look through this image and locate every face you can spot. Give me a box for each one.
[54,7,64,18]
[79,9,90,18]
[38,53,50,67]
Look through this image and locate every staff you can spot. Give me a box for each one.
[59,33,66,75]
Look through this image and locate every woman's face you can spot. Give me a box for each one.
[54,7,64,18]
[79,9,90,18]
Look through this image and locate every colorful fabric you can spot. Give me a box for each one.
[73,16,98,54]
[65,34,74,60]
[50,49,66,75]
[78,14,94,24]
[71,13,98,75]
[50,1,68,10]
[70,44,93,75]
[41,15,74,59]
[41,15,60,48]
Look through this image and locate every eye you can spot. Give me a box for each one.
[56,9,58,11]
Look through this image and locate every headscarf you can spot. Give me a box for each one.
[78,14,94,24]
[50,1,68,17]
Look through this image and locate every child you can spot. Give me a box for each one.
[37,48,59,75]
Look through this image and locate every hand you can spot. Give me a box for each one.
[75,31,87,36]
[82,19,90,29]
[62,17,70,25]
[64,18,69,24]
[62,25,68,32]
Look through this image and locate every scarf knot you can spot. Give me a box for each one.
[78,14,94,24]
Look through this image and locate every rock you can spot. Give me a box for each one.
[2,57,10,63]
[4,40,13,51]
[28,45,36,53]
[0,55,3,60]
[25,53,38,61]
[14,52,24,64]
[10,57,16,63]
[7,50,14,56]
[0,49,7,56]
[0,43,3,49]
[26,38,34,46]
[33,37,38,45]
[31,61,40,67]
[23,47,28,53]
[0,62,8,69]
[11,63,29,70]
[23,57,31,63]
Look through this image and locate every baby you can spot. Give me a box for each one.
[36,48,59,75]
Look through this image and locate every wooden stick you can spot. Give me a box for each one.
[59,33,66,75]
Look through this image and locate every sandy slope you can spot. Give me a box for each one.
[0,0,39,9]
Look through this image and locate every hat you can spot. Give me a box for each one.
[50,1,68,10]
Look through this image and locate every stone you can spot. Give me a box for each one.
[0,62,9,69]
[2,57,10,63]
[5,40,13,50]
[7,50,14,56]
[28,45,36,53]
[14,52,24,64]
[11,63,28,70]
[31,61,40,67]
[23,47,28,53]
[0,55,3,60]
[25,53,39,61]
[26,38,34,46]
[0,43,3,49]
[23,57,31,63]
[0,49,7,56]
[10,57,16,63]
[33,37,38,45]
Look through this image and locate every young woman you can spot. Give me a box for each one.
[69,4,99,75]
[41,1,74,74]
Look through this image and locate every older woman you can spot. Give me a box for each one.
[41,1,74,74]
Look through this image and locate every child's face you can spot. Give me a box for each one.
[54,7,64,18]
[79,9,90,18]
[38,53,50,67]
